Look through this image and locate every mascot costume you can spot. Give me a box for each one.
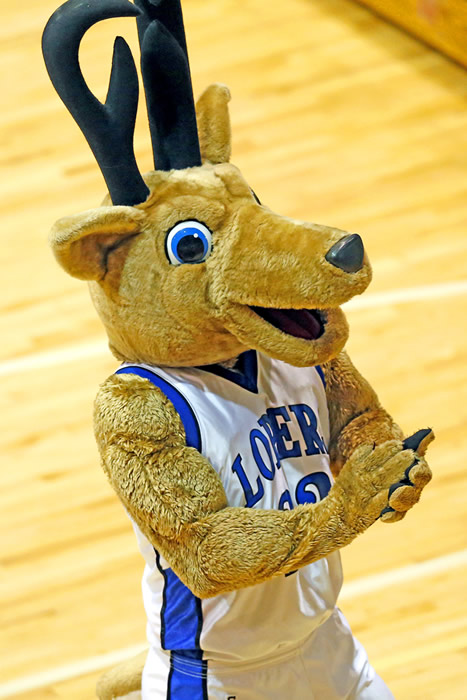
[42,1,434,698]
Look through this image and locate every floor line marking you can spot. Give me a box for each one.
[0,644,148,699]
[344,279,467,311]
[1,549,466,698]
[1,280,467,378]
[0,339,108,378]
[339,548,467,600]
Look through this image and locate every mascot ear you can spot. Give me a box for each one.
[196,83,232,164]
[49,206,145,281]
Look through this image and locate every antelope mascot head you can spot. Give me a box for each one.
[42,2,433,699]
[42,0,373,369]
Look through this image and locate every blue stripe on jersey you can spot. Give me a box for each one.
[168,656,208,700]
[116,365,207,697]
[316,364,326,388]
[115,366,202,450]
[163,569,204,650]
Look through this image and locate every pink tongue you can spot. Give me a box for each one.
[251,307,322,340]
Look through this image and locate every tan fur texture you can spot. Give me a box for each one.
[50,85,373,369]
[50,161,369,368]
[94,373,431,597]
[96,651,146,700]
[196,83,232,164]
[47,84,433,697]
[323,351,404,474]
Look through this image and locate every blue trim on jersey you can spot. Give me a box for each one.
[200,349,258,393]
[201,352,324,394]
[154,551,169,648]
[168,654,208,700]
[116,365,207,697]
[316,364,326,388]
[162,570,204,650]
[115,366,202,450]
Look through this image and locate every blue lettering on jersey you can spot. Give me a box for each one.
[250,429,275,480]
[231,454,264,508]
[258,407,301,468]
[278,489,294,510]
[295,471,332,504]
[231,403,330,509]
[289,404,327,456]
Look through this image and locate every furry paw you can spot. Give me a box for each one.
[380,429,434,523]
[335,429,434,533]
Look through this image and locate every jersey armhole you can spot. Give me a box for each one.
[316,365,326,388]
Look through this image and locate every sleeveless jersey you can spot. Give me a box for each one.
[116,350,343,667]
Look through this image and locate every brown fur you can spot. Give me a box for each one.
[47,84,433,697]
[94,373,430,597]
[96,651,146,700]
[51,162,368,368]
[196,83,232,165]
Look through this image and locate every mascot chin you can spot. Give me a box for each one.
[42,1,434,698]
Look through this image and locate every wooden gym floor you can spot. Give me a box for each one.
[1,0,466,698]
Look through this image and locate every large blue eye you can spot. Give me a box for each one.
[166,220,213,265]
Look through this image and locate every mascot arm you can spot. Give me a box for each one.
[94,372,429,597]
[323,351,403,473]
[323,351,433,523]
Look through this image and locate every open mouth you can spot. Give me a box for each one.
[249,306,325,341]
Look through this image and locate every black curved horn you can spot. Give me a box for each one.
[42,0,150,206]
[135,0,189,56]
[134,0,202,170]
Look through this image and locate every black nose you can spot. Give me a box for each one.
[325,234,364,273]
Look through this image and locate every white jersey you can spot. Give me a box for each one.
[116,350,343,667]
